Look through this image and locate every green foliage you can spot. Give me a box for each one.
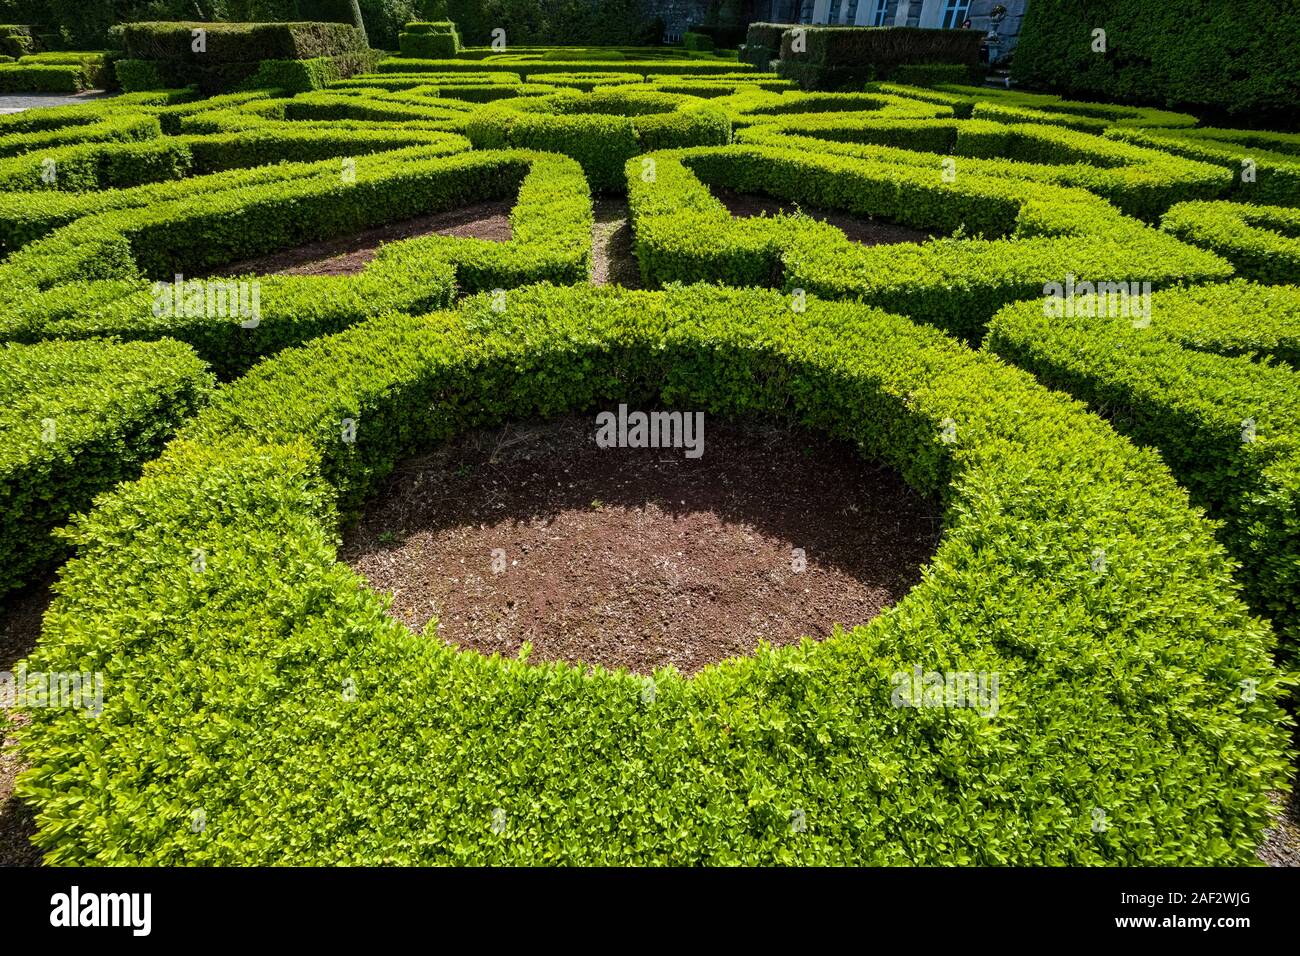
[987,282,1300,655]
[881,83,1199,131]
[465,88,731,191]
[777,27,984,91]
[627,143,1232,339]
[682,32,714,53]
[733,114,1230,222]
[1012,0,1300,121]
[113,58,169,91]
[14,283,1290,864]
[1,148,591,377]
[378,55,751,78]
[0,336,213,594]
[17,51,113,87]
[1161,201,1300,285]
[890,63,978,88]
[0,137,192,190]
[0,61,83,91]
[0,22,35,57]
[6,43,1299,868]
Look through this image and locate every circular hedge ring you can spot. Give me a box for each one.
[17,284,1288,865]
[464,88,731,190]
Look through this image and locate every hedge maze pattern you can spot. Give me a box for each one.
[2,46,1298,866]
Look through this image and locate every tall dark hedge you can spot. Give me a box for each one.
[1011,0,1300,120]
[445,0,663,46]
[34,0,658,50]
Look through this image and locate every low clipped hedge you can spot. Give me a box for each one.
[0,137,193,191]
[1108,127,1300,209]
[0,62,86,92]
[2,149,592,378]
[465,88,731,191]
[0,112,160,159]
[890,63,979,88]
[0,137,470,253]
[880,83,1198,131]
[719,88,949,128]
[987,282,1300,657]
[0,336,213,595]
[14,283,1289,864]
[626,144,1232,339]
[18,51,112,88]
[1161,201,1300,285]
[118,21,369,64]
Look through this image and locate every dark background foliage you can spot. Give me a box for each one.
[1011,0,1300,122]
[4,0,666,48]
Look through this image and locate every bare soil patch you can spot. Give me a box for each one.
[205,198,513,278]
[714,187,936,246]
[341,415,943,676]
[591,197,642,288]
[0,577,52,866]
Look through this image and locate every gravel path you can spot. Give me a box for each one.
[0,90,113,114]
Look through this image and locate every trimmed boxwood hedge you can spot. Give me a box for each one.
[14,282,1291,865]
[0,139,470,255]
[986,282,1300,657]
[0,149,592,377]
[0,138,193,191]
[1011,0,1300,121]
[736,117,1230,222]
[1161,201,1300,284]
[465,88,731,191]
[626,144,1232,339]
[0,112,160,159]
[0,336,213,595]
[877,83,1198,131]
[1109,128,1300,209]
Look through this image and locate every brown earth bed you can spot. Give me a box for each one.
[714,187,936,246]
[591,197,642,288]
[204,198,513,278]
[341,415,943,676]
[0,577,52,866]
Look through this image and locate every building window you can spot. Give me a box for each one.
[941,0,971,28]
